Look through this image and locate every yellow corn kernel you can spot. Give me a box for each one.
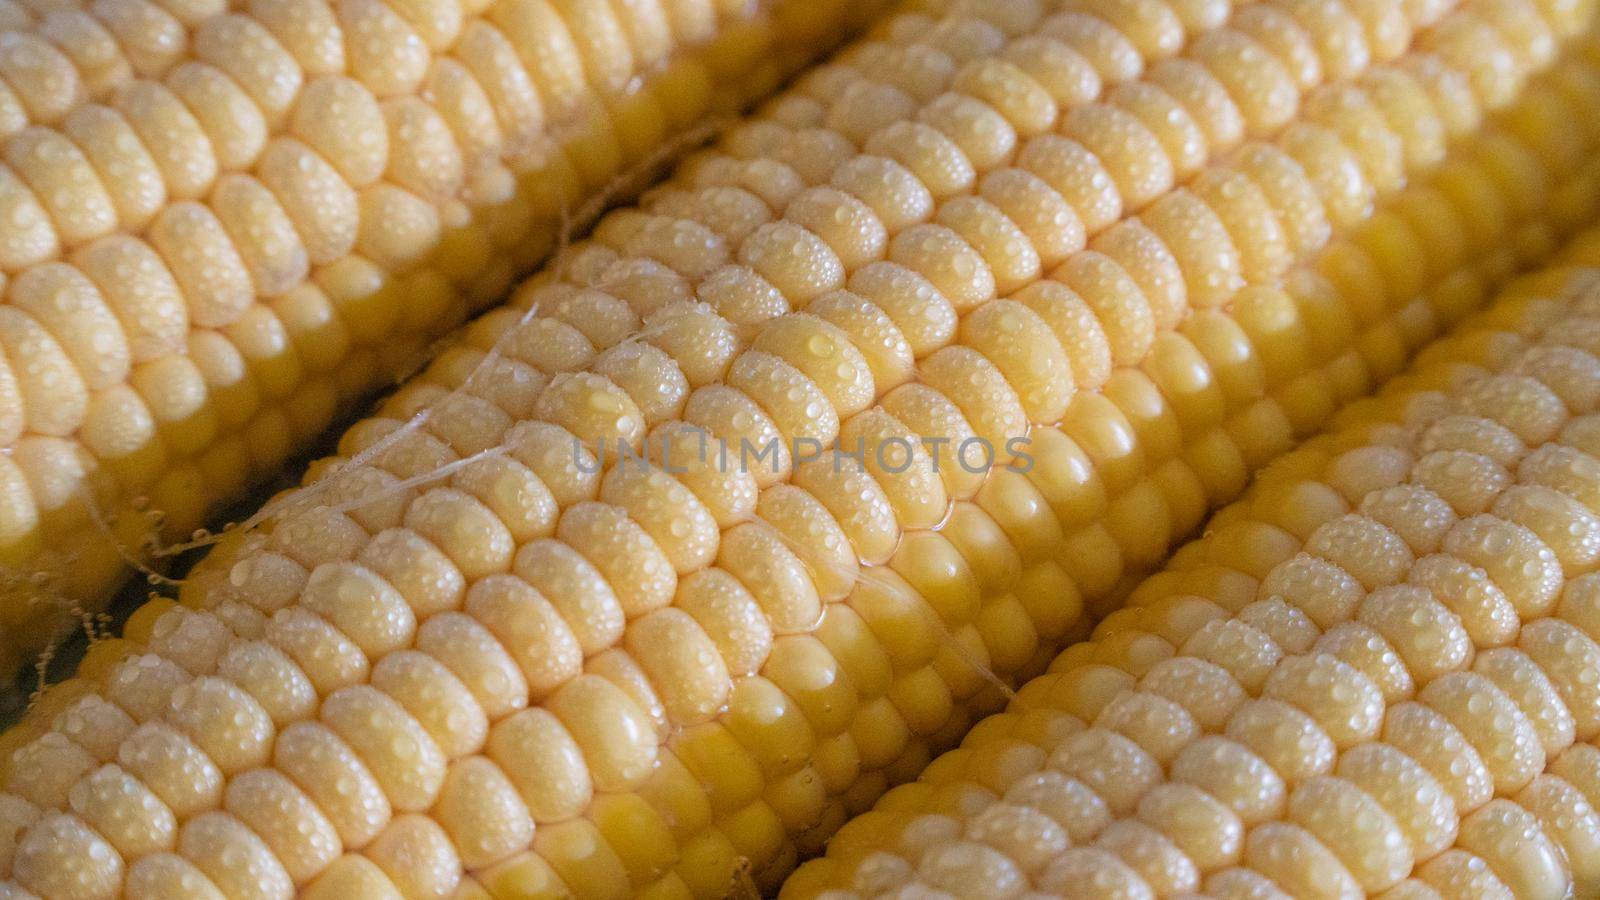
[12,0,1600,896]
[0,0,903,676]
[786,250,1600,897]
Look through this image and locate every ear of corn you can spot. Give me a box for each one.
[7,0,1600,896]
[783,237,1600,900]
[0,0,894,675]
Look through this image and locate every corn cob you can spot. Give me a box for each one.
[4,0,1599,898]
[0,0,893,660]
[0,0,1285,674]
[783,236,1600,900]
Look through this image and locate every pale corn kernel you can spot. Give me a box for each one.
[284,77,388,190]
[1358,584,1473,683]
[1098,818,1200,894]
[432,756,533,871]
[1172,737,1289,829]
[87,0,185,78]
[6,128,115,249]
[625,608,730,726]
[0,794,34,877]
[1461,374,1570,445]
[1181,618,1284,693]
[1095,691,1198,765]
[794,453,901,565]
[1493,484,1600,571]
[1311,88,1408,201]
[917,91,1018,176]
[783,188,887,273]
[5,732,95,809]
[1287,775,1412,891]
[1141,655,1248,730]
[481,708,592,827]
[1279,122,1377,233]
[0,164,54,275]
[164,63,268,173]
[812,288,915,397]
[149,201,257,328]
[70,237,187,364]
[1230,6,1321,91]
[1518,618,1600,740]
[1520,775,1600,890]
[958,300,1073,423]
[1512,344,1600,411]
[102,653,189,725]
[1055,250,1158,366]
[255,139,362,268]
[839,41,953,106]
[1191,29,1301,134]
[1359,485,1457,556]
[1015,134,1123,234]
[1456,799,1569,900]
[1317,621,1415,703]
[269,721,392,851]
[178,811,293,900]
[299,563,416,660]
[1422,853,1513,899]
[1204,866,1292,899]
[1305,514,1414,590]
[675,573,768,679]
[979,168,1086,269]
[998,770,1108,846]
[109,80,215,202]
[1473,647,1574,759]
[1441,513,1563,617]
[0,29,80,123]
[370,650,488,760]
[1420,671,1545,795]
[12,812,121,900]
[1036,846,1153,899]
[1145,187,1241,305]
[1109,81,1208,183]
[723,350,840,455]
[223,767,339,885]
[1062,103,1174,210]
[1049,729,1161,818]
[165,676,274,776]
[319,685,446,814]
[1381,701,1495,813]
[1245,821,1363,900]
[363,814,461,900]
[761,480,864,598]
[449,455,558,544]
[0,306,89,438]
[22,3,1600,897]
[52,696,134,764]
[1193,167,1294,284]
[1027,7,1136,76]
[1228,698,1339,787]
[1547,745,1600,844]
[265,607,369,696]
[936,197,1042,296]
[298,854,399,900]
[963,801,1069,875]
[546,673,658,793]
[1408,553,1520,648]
[1235,595,1312,650]
[60,769,166,873]
[1338,742,1459,860]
